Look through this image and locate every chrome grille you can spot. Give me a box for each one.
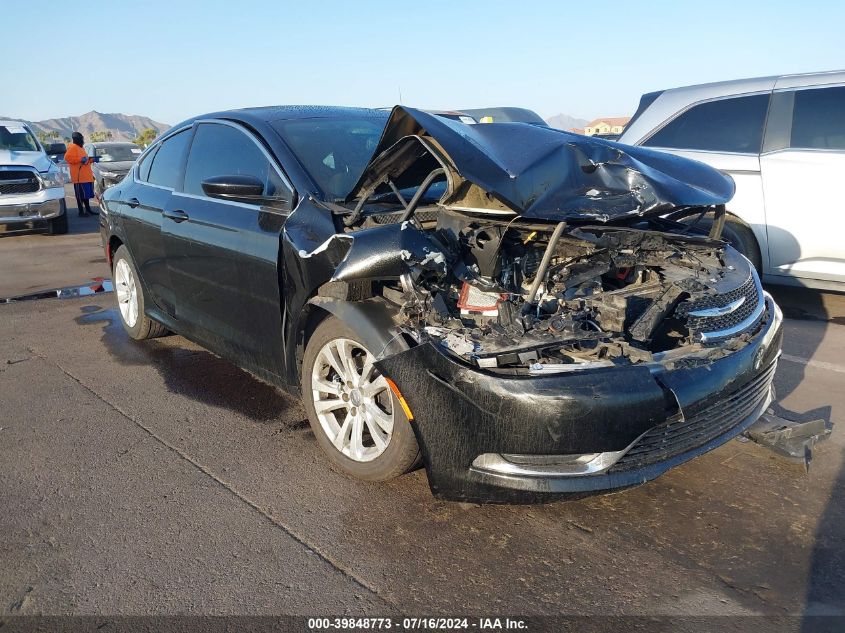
[609,360,777,472]
[0,169,40,195]
[676,273,763,340]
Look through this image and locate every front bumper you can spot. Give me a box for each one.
[377,294,783,503]
[0,188,65,224]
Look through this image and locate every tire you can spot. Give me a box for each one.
[683,212,762,272]
[112,245,168,340]
[301,316,420,481]
[47,201,68,235]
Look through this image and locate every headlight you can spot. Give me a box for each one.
[100,170,120,178]
[39,169,66,189]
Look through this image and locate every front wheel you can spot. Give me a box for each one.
[301,316,420,481]
[47,201,68,235]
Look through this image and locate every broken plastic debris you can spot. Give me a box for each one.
[743,412,832,470]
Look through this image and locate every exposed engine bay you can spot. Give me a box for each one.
[362,212,766,374]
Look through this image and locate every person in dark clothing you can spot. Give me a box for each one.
[64,132,95,216]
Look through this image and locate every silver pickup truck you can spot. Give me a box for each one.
[0,120,68,234]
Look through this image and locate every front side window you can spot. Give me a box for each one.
[182,123,289,202]
[790,86,845,150]
[643,94,770,154]
[146,130,190,189]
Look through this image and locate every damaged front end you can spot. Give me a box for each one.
[312,107,784,502]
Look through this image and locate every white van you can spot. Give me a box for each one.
[619,70,845,291]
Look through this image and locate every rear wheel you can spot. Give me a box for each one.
[112,245,168,340]
[47,201,68,235]
[301,317,419,481]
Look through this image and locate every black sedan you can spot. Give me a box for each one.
[100,105,783,503]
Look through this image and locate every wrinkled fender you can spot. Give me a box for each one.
[306,296,410,360]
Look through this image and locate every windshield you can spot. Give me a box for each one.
[273,117,386,199]
[95,144,143,162]
[0,125,40,151]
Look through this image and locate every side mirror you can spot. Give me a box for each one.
[47,142,67,155]
[201,174,264,199]
[201,175,291,210]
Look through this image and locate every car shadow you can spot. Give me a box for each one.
[74,304,303,426]
[764,282,843,625]
[768,285,845,626]
[754,226,843,620]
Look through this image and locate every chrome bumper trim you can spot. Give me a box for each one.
[471,440,641,478]
[0,199,63,223]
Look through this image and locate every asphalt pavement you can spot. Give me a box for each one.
[0,185,105,299]
[1,191,844,623]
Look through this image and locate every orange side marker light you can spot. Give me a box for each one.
[385,377,414,421]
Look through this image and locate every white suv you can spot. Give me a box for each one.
[619,70,845,291]
[0,120,68,234]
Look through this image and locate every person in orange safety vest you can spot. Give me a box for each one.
[64,132,95,216]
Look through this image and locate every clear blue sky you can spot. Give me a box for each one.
[3,0,843,125]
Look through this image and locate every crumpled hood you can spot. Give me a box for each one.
[347,106,735,222]
[0,149,53,173]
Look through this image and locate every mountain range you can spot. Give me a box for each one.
[545,113,590,130]
[3,111,171,142]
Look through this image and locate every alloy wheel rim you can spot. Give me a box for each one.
[114,259,138,328]
[311,338,394,462]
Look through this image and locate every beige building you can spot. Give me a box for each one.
[584,117,631,136]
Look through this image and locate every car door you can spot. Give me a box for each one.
[161,120,295,377]
[118,128,192,316]
[760,83,845,284]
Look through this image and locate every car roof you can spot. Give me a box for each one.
[90,141,139,147]
[190,105,389,126]
[654,69,845,97]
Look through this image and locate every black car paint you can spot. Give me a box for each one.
[104,108,384,389]
[377,297,782,502]
[102,105,781,502]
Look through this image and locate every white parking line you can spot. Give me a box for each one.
[781,354,845,375]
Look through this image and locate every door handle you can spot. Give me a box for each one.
[127,197,140,208]
[163,209,189,223]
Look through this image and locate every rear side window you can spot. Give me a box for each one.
[790,86,845,150]
[146,130,190,189]
[643,94,770,154]
[137,146,157,182]
[183,123,289,200]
